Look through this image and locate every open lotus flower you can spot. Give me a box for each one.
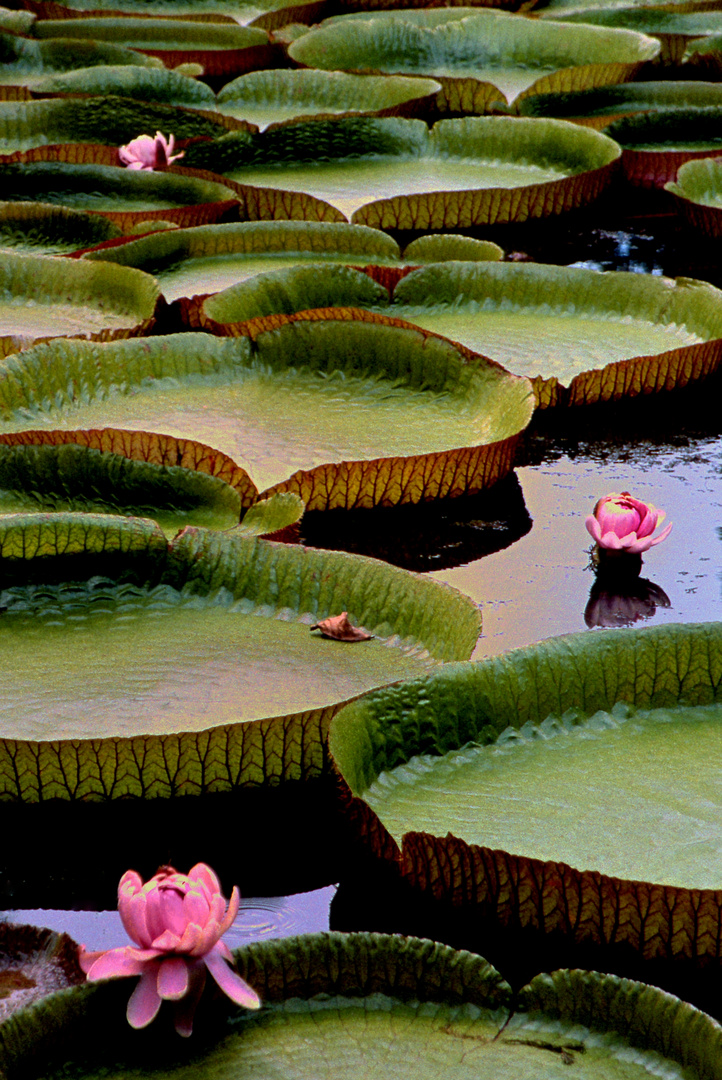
[585,491,672,555]
[118,131,184,171]
[79,863,260,1036]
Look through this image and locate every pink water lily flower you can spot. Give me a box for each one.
[79,863,260,1037]
[586,491,672,554]
[118,131,184,171]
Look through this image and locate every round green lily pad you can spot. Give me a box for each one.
[287,8,660,105]
[605,107,722,188]
[0,31,163,92]
[31,63,217,108]
[0,250,160,357]
[0,514,479,798]
[81,220,401,302]
[1,933,720,1080]
[217,69,441,129]
[516,80,722,129]
[0,201,122,256]
[0,321,532,507]
[330,622,722,978]
[182,115,622,227]
[0,161,239,230]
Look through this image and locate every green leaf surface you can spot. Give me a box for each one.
[330,623,722,958]
[0,32,162,91]
[287,8,660,103]
[235,490,303,535]
[401,233,503,262]
[605,105,722,150]
[0,250,159,356]
[21,0,295,26]
[0,95,234,153]
[0,201,122,256]
[0,517,479,798]
[1,933,720,1080]
[31,63,217,107]
[182,115,621,225]
[386,261,722,405]
[33,17,268,50]
[217,68,441,129]
[516,79,722,124]
[82,220,400,301]
[0,322,531,505]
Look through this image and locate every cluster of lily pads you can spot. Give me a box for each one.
[3,0,722,1074]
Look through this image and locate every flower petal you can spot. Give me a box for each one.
[217,886,240,937]
[127,967,162,1029]
[173,967,206,1038]
[203,947,261,1010]
[86,946,149,982]
[585,515,603,543]
[158,956,190,1001]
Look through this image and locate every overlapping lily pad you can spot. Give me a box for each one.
[1,932,720,1079]
[516,79,722,129]
[181,115,622,227]
[216,69,441,129]
[23,0,297,26]
[329,622,722,996]
[0,922,82,1022]
[29,63,218,107]
[0,322,532,507]
[666,154,722,236]
[0,250,160,356]
[0,201,122,255]
[540,6,722,65]
[0,31,163,92]
[287,8,660,107]
[195,261,722,409]
[605,107,722,188]
[0,160,240,230]
[31,18,274,77]
[81,221,401,302]
[0,95,246,154]
[0,428,260,535]
[0,515,479,798]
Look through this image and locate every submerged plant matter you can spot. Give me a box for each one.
[119,131,184,170]
[79,863,260,1036]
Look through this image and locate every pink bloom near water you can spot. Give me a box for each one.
[585,491,672,554]
[118,131,184,171]
[79,863,260,1036]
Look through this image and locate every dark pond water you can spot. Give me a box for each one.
[5,191,722,991]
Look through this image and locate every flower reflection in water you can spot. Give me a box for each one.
[585,577,671,629]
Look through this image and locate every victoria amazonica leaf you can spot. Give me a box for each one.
[23,0,297,26]
[182,115,621,226]
[0,324,532,507]
[330,623,722,966]
[31,64,217,108]
[516,80,722,127]
[0,202,122,256]
[0,518,479,798]
[216,69,441,129]
[0,96,235,153]
[0,32,162,91]
[287,9,660,104]
[0,251,159,356]
[1,934,720,1080]
[82,221,401,302]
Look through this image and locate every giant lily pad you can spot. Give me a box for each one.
[0,31,164,91]
[29,63,218,108]
[287,9,660,106]
[0,932,720,1079]
[0,201,122,255]
[541,6,722,65]
[0,322,532,507]
[605,107,722,188]
[0,922,82,1022]
[0,96,244,154]
[0,428,259,535]
[32,18,274,77]
[81,221,401,302]
[0,161,240,231]
[666,155,722,237]
[217,69,442,129]
[22,0,297,26]
[516,79,722,129]
[329,622,722,996]
[0,250,160,356]
[196,261,722,409]
[0,515,479,798]
[182,115,622,227]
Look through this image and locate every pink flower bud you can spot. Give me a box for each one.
[118,132,184,171]
[585,491,672,555]
[79,864,260,1037]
